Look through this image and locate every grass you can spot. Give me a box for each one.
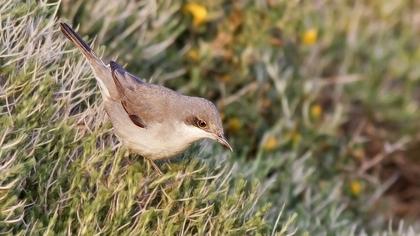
[1,0,420,235]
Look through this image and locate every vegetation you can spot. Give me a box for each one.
[1,0,419,235]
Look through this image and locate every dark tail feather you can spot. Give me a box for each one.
[60,22,119,99]
[60,22,97,60]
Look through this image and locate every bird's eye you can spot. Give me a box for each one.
[197,119,207,128]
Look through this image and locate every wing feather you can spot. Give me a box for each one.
[109,61,182,126]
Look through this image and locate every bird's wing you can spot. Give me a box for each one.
[109,61,176,128]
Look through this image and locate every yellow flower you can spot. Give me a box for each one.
[310,104,322,120]
[302,28,318,45]
[186,48,199,61]
[217,75,232,83]
[350,180,362,196]
[184,3,208,27]
[227,117,242,133]
[263,136,278,151]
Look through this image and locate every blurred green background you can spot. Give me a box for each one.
[1,0,420,235]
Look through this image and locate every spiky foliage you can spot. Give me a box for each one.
[2,0,420,235]
[58,0,420,234]
[0,1,277,235]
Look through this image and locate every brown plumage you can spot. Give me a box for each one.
[60,22,232,159]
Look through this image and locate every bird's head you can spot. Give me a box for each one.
[182,97,232,151]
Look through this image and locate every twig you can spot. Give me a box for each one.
[358,138,410,174]
[217,81,258,107]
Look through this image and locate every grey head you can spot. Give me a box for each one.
[182,96,232,150]
[109,61,232,151]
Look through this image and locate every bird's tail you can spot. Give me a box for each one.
[60,22,118,99]
[60,23,100,62]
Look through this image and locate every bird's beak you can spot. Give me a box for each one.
[216,134,233,152]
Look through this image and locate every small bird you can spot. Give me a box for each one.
[60,23,232,160]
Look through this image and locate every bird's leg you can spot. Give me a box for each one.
[146,158,163,176]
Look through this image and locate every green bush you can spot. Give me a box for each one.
[0,1,274,235]
[1,0,419,235]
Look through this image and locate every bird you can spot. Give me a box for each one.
[60,22,232,162]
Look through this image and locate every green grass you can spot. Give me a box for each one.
[1,0,420,235]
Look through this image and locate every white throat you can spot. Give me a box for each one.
[178,123,214,142]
